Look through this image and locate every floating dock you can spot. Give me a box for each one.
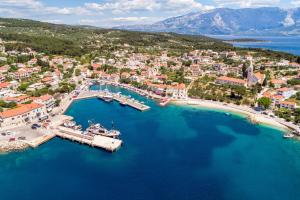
[56,126,122,152]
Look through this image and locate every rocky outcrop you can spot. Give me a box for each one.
[0,141,29,153]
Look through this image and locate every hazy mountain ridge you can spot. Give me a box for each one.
[116,7,300,36]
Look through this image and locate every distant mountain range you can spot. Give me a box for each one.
[116,7,300,36]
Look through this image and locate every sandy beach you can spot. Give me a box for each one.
[172,98,289,131]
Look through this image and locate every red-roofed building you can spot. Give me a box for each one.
[278,101,297,110]
[146,82,187,99]
[271,79,286,88]
[216,76,247,87]
[0,103,47,127]
[32,94,55,110]
[0,82,11,90]
[10,68,33,80]
[3,95,31,104]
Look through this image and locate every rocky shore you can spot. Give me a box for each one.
[0,141,29,153]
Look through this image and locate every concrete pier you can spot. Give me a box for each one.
[56,126,122,152]
[25,133,56,148]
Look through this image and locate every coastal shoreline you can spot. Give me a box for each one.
[172,99,289,131]
[98,81,293,132]
[0,141,29,153]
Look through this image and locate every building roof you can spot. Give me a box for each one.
[271,79,286,84]
[254,72,265,80]
[276,87,292,92]
[0,82,10,89]
[32,94,53,102]
[280,101,296,106]
[0,103,43,119]
[217,76,246,84]
[3,95,29,102]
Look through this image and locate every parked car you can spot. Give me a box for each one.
[18,136,26,140]
[31,124,41,129]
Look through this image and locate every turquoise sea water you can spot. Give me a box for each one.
[1,85,300,200]
[211,35,300,56]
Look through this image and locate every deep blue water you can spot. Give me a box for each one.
[1,85,300,200]
[211,35,300,56]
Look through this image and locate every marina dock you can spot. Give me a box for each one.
[77,90,150,111]
[56,126,122,152]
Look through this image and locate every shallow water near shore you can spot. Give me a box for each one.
[1,85,300,200]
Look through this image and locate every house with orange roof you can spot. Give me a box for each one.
[166,83,187,99]
[270,94,285,106]
[276,87,296,99]
[10,68,33,80]
[146,82,187,99]
[3,95,31,104]
[32,94,55,110]
[271,79,286,88]
[120,72,130,79]
[278,101,297,110]
[0,82,11,91]
[216,76,247,87]
[0,103,47,127]
[41,76,53,84]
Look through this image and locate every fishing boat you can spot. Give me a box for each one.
[100,89,114,102]
[99,130,121,138]
[86,123,107,134]
[102,94,113,102]
[63,121,76,128]
[159,98,170,106]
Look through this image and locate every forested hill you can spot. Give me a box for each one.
[0,18,231,57]
[0,18,299,62]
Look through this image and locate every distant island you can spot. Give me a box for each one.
[224,38,269,43]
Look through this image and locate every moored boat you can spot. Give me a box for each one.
[120,100,127,106]
[283,133,295,139]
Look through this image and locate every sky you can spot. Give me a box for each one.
[0,0,299,27]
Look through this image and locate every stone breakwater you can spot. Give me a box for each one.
[0,141,29,153]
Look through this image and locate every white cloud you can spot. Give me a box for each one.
[85,0,160,13]
[44,6,93,16]
[0,0,42,9]
[291,0,300,6]
[112,17,150,22]
[85,0,212,14]
[78,16,163,27]
[282,12,295,26]
[214,0,280,8]
[0,0,94,16]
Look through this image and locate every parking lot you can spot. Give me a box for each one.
[0,126,47,142]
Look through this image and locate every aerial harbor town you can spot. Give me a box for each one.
[3,2,300,199]
[0,35,299,153]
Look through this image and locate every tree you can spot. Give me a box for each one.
[257,97,272,109]
[18,82,29,91]
[75,69,81,76]
[242,64,248,78]
[296,92,300,100]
